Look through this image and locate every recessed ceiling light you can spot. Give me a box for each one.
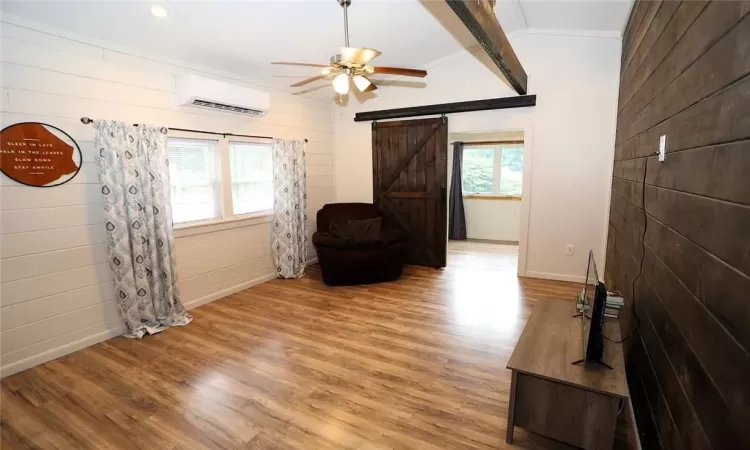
[151,5,167,18]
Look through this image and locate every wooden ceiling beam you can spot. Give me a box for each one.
[353,95,536,122]
[445,0,528,95]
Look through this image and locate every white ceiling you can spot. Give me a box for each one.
[509,0,633,32]
[1,0,632,84]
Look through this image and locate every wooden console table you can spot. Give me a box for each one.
[506,299,628,449]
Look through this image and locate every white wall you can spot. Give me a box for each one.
[0,19,334,376]
[334,31,620,282]
[464,199,521,242]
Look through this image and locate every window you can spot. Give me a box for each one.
[499,147,523,196]
[229,142,273,215]
[167,137,274,226]
[462,148,495,194]
[167,139,220,224]
[462,146,524,197]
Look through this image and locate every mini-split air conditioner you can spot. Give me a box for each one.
[176,74,271,116]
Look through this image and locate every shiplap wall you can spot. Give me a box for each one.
[607,2,750,449]
[0,20,335,377]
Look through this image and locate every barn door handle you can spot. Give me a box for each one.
[440,185,447,206]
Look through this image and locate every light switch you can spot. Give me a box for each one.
[659,135,667,162]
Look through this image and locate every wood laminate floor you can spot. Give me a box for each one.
[2,242,598,449]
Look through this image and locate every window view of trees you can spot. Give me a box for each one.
[461,146,524,196]
[499,147,523,195]
[462,148,494,193]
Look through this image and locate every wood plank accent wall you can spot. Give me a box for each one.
[605,1,750,449]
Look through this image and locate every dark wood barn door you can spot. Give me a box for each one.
[372,117,448,267]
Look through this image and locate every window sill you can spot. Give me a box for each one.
[174,211,273,238]
[463,194,522,201]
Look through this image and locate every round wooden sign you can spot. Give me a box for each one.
[0,122,82,187]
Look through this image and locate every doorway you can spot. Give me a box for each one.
[447,130,526,275]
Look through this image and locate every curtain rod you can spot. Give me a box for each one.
[79,117,308,142]
[452,140,524,145]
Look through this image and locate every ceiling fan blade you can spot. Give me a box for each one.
[364,80,378,93]
[272,62,329,68]
[372,67,427,78]
[290,75,328,87]
[340,47,382,65]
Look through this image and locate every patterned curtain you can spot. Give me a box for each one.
[94,120,191,338]
[271,138,308,278]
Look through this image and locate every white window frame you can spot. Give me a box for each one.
[462,144,523,199]
[168,131,274,237]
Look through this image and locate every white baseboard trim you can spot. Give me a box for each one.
[183,271,277,310]
[2,271,278,378]
[306,257,319,265]
[525,271,586,284]
[1,325,126,378]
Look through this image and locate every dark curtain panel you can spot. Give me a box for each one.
[449,142,467,240]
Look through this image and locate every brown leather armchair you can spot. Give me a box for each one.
[312,203,408,286]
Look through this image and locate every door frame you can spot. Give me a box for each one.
[447,122,533,278]
[517,124,532,277]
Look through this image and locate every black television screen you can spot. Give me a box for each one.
[580,250,608,366]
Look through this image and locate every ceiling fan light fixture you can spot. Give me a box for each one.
[353,75,372,92]
[333,73,350,95]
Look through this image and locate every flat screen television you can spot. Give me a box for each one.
[574,250,612,369]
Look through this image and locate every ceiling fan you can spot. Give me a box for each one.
[271,0,427,95]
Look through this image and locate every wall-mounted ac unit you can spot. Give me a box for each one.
[176,74,271,116]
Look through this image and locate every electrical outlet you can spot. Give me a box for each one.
[659,134,667,161]
[566,245,575,256]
